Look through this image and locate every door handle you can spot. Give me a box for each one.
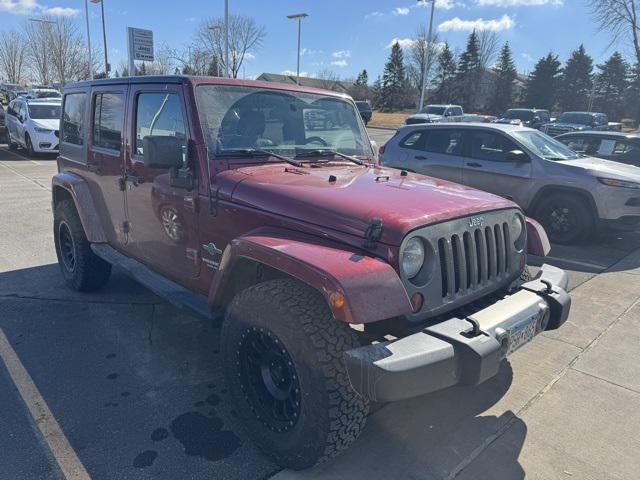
[467,162,483,168]
[414,155,427,160]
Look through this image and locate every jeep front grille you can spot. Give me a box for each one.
[400,209,524,321]
[437,223,511,299]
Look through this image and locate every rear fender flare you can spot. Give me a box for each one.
[208,231,412,324]
[52,172,106,243]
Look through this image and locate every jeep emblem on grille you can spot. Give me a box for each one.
[469,216,485,228]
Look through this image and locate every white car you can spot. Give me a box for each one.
[27,88,62,100]
[6,98,61,155]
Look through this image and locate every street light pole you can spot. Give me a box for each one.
[286,13,308,85]
[84,0,93,79]
[208,24,222,76]
[224,0,229,77]
[91,0,109,76]
[419,0,435,111]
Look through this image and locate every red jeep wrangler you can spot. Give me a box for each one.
[52,76,571,469]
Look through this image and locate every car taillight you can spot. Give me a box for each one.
[379,145,385,154]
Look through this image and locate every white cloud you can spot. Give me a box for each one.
[416,0,456,10]
[332,50,351,59]
[386,37,417,49]
[0,0,77,15]
[301,48,323,56]
[365,11,384,19]
[438,14,515,32]
[331,59,348,68]
[393,7,410,15]
[521,52,534,62]
[244,52,256,60]
[42,6,78,16]
[477,0,561,5]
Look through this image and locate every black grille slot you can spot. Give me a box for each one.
[438,221,512,299]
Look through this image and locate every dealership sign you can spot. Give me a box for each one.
[127,27,154,62]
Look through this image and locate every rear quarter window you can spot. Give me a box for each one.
[62,93,87,146]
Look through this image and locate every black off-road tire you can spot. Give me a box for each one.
[534,193,594,245]
[54,199,111,292]
[221,278,369,470]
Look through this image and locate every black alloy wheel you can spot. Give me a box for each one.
[535,193,593,245]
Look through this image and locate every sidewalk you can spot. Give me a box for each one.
[274,249,640,480]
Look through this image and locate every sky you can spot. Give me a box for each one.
[0,0,627,81]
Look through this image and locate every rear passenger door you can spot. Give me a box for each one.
[462,130,532,205]
[396,128,464,183]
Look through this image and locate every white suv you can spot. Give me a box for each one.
[6,98,61,155]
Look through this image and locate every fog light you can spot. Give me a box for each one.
[410,292,423,312]
[329,292,345,310]
[39,142,51,148]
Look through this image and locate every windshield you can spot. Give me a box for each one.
[557,113,593,125]
[195,85,372,159]
[35,90,61,99]
[28,104,61,120]
[512,130,581,160]
[419,106,446,115]
[502,110,534,121]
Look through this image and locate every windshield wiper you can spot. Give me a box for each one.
[296,149,366,166]
[217,148,303,167]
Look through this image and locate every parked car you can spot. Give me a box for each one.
[8,90,29,102]
[556,131,640,168]
[303,108,344,129]
[541,111,617,137]
[52,75,570,470]
[405,104,464,125]
[5,98,61,155]
[355,100,372,125]
[494,108,550,130]
[380,123,640,244]
[0,104,5,141]
[26,87,62,100]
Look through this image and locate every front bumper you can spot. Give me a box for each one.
[31,131,59,153]
[344,264,571,402]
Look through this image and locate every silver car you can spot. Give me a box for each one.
[380,123,640,244]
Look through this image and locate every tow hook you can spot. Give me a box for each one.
[462,317,483,338]
[521,277,571,331]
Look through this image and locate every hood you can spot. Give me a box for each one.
[406,113,443,122]
[218,163,515,246]
[558,156,640,181]
[31,118,59,130]
[544,122,587,130]
[495,118,525,126]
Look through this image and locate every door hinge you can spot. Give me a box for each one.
[122,221,130,234]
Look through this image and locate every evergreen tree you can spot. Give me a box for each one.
[207,56,221,76]
[523,53,562,110]
[355,69,369,86]
[432,42,457,104]
[371,75,383,109]
[455,31,482,111]
[350,69,370,100]
[114,70,120,78]
[121,67,129,77]
[593,52,628,121]
[558,44,593,111]
[624,64,640,123]
[379,42,408,111]
[489,42,517,115]
[174,67,181,75]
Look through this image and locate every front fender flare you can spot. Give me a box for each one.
[52,172,107,243]
[526,216,550,257]
[208,232,412,324]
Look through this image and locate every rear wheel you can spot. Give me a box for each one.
[54,199,112,291]
[222,278,369,470]
[534,193,594,245]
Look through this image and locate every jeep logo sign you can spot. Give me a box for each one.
[469,216,485,228]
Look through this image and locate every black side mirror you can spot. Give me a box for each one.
[506,149,530,163]
[143,136,183,169]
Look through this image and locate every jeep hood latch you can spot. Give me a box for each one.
[363,217,383,249]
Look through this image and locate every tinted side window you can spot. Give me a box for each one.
[400,131,427,150]
[470,131,519,162]
[452,107,463,116]
[135,92,186,155]
[93,93,124,151]
[560,136,591,154]
[424,130,463,155]
[62,93,86,146]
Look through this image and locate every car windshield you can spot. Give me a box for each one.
[557,113,593,125]
[195,85,372,160]
[502,110,534,121]
[512,130,581,160]
[28,104,61,120]
[35,91,61,99]
[419,106,446,115]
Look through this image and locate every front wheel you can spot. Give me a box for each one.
[8,133,18,150]
[25,134,36,157]
[222,278,369,470]
[534,193,594,245]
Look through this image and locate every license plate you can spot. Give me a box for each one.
[507,317,537,355]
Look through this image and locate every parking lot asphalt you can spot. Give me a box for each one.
[1,136,639,480]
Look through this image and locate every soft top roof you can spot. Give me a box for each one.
[64,75,350,99]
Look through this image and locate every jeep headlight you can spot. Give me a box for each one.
[511,212,526,251]
[402,237,424,279]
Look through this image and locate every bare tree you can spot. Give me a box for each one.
[478,30,499,70]
[47,17,100,84]
[409,26,441,103]
[0,30,27,84]
[587,0,640,66]
[24,19,53,85]
[195,15,265,78]
[315,69,341,91]
[143,44,176,75]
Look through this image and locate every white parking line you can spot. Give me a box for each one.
[0,328,91,480]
